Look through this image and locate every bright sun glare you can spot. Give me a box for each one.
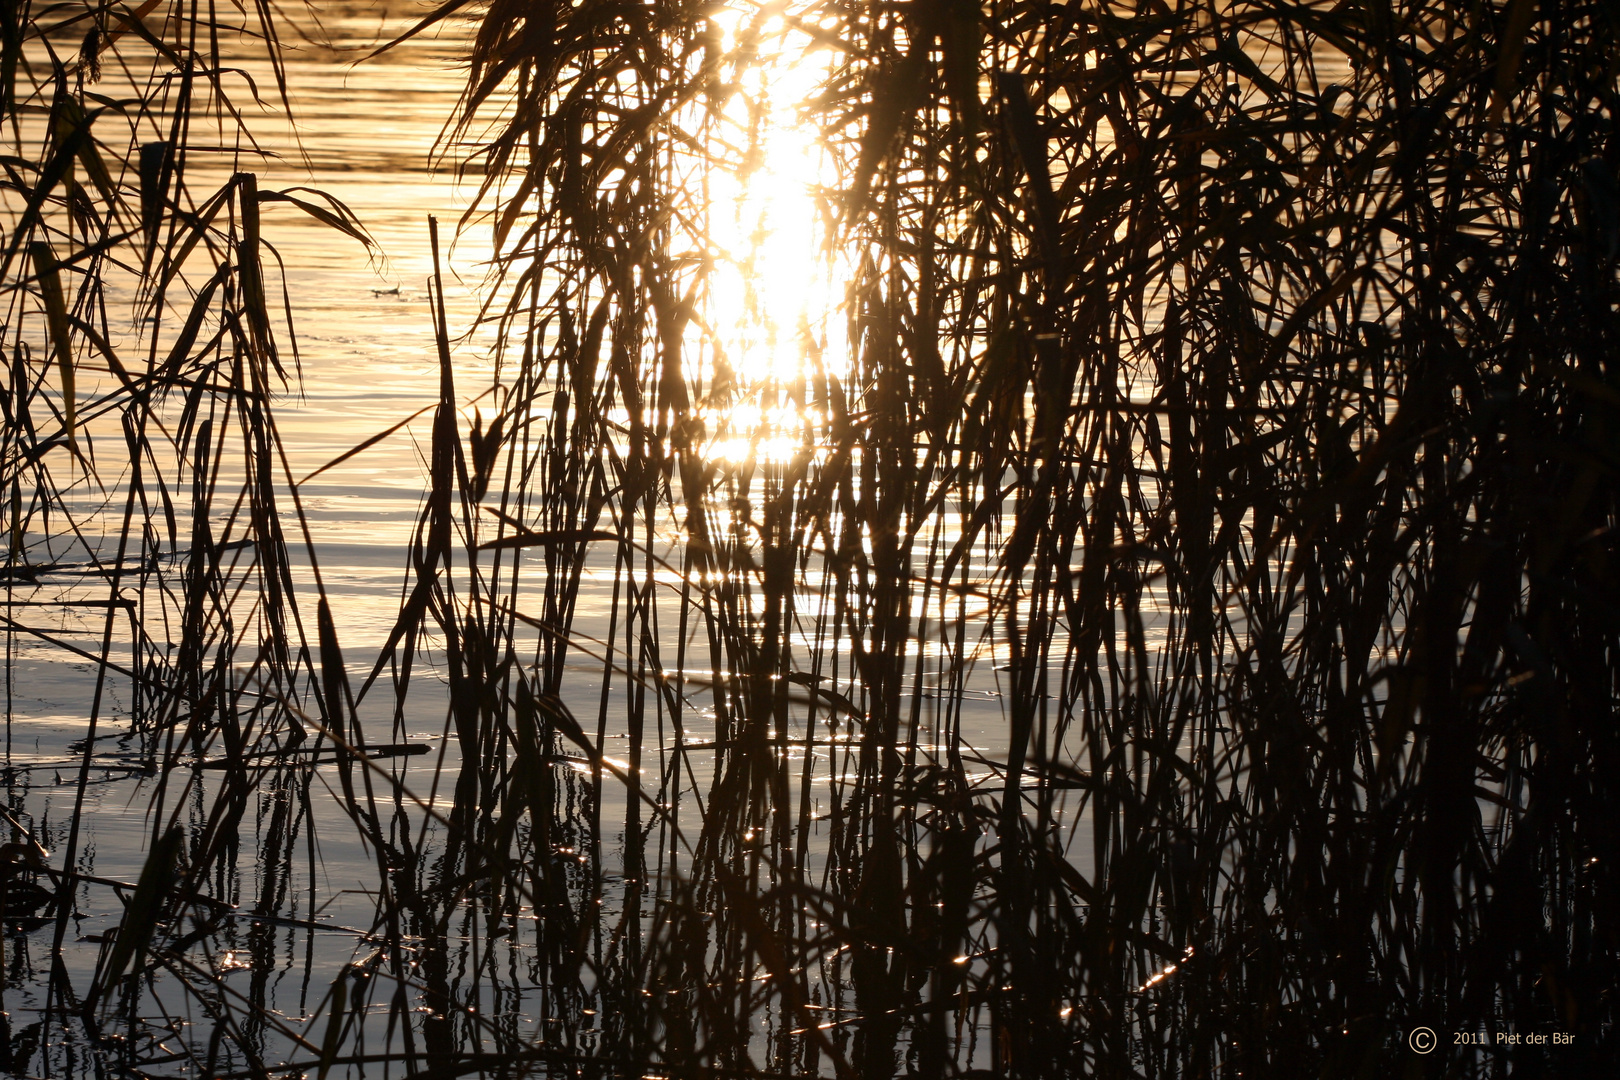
[693,4,850,466]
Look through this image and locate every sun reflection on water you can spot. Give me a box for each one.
[691,4,850,466]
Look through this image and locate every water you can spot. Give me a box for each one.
[4,6,1587,1077]
[0,6,501,1070]
[1,7,1033,1075]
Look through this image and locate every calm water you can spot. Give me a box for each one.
[1,7,1028,1074]
[0,7,505,1068]
[0,8,1571,1077]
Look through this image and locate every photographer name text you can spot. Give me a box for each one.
[1451,1032,1574,1046]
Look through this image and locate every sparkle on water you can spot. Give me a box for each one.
[695,6,851,465]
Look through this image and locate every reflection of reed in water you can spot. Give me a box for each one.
[0,0,1615,1077]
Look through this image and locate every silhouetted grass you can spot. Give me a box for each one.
[2,0,1616,1077]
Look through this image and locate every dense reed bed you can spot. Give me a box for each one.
[1,0,1615,1077]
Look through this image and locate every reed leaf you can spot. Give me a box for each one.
[27,241,74,443]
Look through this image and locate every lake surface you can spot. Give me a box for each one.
[1,6,1030,1075]
[0,7,1584,1078]
[1,6,536,1071]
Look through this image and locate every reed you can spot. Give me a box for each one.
[2,0,1615,1077]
